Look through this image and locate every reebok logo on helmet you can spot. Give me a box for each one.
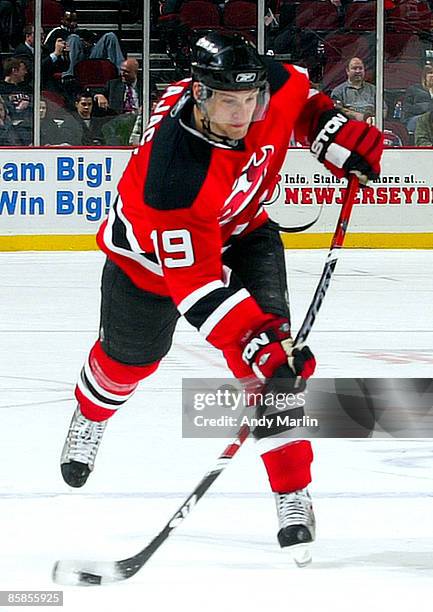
[235,73,257,83]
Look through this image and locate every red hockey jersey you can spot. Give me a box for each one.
[97,59,333,352]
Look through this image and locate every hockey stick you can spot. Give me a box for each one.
[264,184,325,233]
[52,424,250,586]
[293,174,359,347]
[276,206,324,234]
[52,175,359,587]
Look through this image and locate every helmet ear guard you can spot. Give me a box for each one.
[191,82,214,128]
[192,81,212,109]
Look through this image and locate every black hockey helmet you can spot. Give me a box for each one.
[191,31,268,91]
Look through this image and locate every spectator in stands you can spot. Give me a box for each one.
[0,57,33,143]
[94,58,141,114]
[40,97,63,145]
[331,57,385,122]
[71,90,106,145]
[403,65,433,134]
[0,94,21,144]
[14,25,69,88]
[44,11,125,80]
[40,97,80,145]
[0,56,31,113]
[414,110,433,146]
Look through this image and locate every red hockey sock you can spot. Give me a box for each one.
[75,340,160,421]
[260,440,313,493]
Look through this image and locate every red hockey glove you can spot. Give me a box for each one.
[241,317,316,385]
[310,109,384,184]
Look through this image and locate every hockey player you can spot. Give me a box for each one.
[60,32,383,563]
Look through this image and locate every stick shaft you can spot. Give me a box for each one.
[116,424,251,576]
[294,175,359,347]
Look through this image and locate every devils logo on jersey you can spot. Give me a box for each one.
[219,145,275,225]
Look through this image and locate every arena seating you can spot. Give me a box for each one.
[178,1,221,29]
[74,59,118,90]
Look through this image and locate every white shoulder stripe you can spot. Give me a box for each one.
[199,289,250,339]
[178,280,225,315]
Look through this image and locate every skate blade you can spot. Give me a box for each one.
[289,543,312,567]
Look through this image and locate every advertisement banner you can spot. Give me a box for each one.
[0,147,432,248]
[0,148,132,237]
[266,148,433,237]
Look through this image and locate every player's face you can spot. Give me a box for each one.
[206,89,259,140]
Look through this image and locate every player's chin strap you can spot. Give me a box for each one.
[194,91,241,148]
[200,116,240,149]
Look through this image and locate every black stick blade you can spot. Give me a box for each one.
[52,560,125,586]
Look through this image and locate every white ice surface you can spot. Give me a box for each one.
[0,250,433,611]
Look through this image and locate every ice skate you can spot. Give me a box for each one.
[60,406,108,488]
[275,488,315,567]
